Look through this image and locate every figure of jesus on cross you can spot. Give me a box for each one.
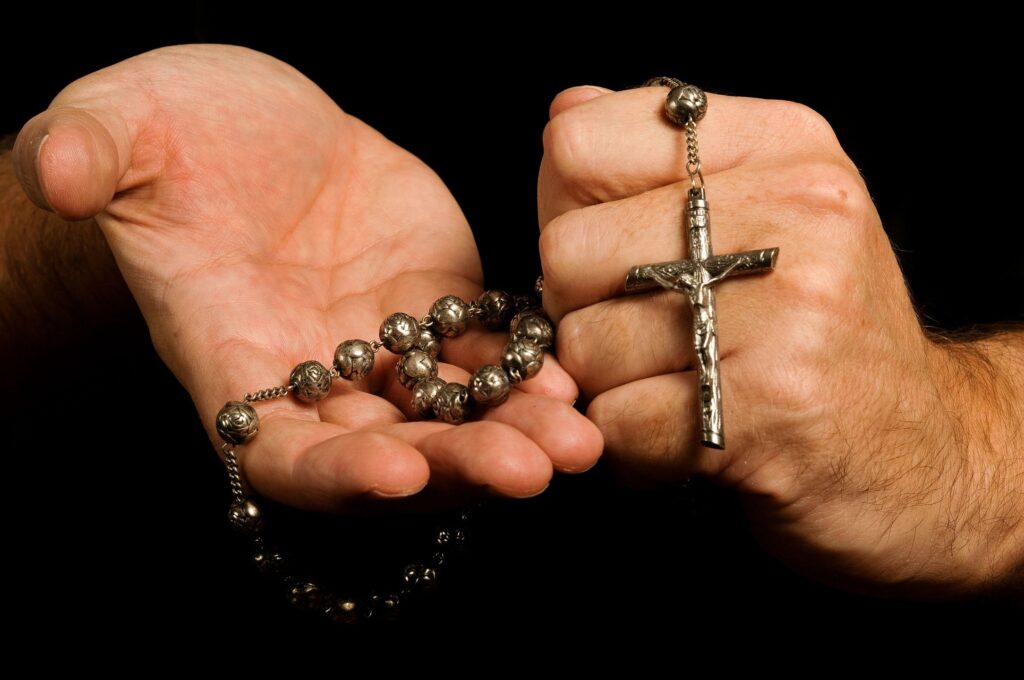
[625,189,779,449]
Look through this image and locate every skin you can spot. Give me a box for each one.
[538,85,1023,600]
[6,45,603,512]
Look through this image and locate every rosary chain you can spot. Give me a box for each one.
[244,384,293,402]
[685,118,704,191]
[222,443,246,503]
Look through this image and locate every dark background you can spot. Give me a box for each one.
[3,10,1021,651]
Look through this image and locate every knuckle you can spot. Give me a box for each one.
[770,99,842,150]
[787,158,873,225]
[555,304,625,391]
[554,309,588,378]
[586,385,687,480]
[538,209,581,298]
[542,108,600,200]
[752,349,830,420]
[775,254,856,317]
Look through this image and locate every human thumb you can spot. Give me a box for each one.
[13,103,132,220]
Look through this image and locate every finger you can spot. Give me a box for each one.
[381,419,554,499]
[480,392,603,473]
[240,415,431,512]
[541,161,848,321]
[382,360,599,476]
[548,85,614,119]
[14,97,138,219]
[540,86,846,226]
[443,330,579,403]
[586,372,739,482]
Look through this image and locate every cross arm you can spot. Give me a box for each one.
[704,248,779,280]
[625,260,700,293]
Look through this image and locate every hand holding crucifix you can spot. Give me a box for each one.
[538,82,1023,599]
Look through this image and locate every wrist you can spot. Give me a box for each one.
[926,334,1024,597]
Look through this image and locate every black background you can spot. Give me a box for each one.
[3,10,1021,651]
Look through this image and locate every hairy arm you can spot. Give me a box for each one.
[0,134,137,388]
[932,328,1024,599]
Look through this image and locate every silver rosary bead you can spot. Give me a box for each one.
[469,364,512,406]
[326,597,359,624]
[288,582,323,610]
[334,339,376,380]
[411,377,446,418]
[512,294,535,313]
[396,349,438,389]
[228,498,263,535]
[403,563,439,591]
[289,360,333,402]
[433,382,473,424]
[216,400,260,445]
[475,290,514,331]
[665,83,708,126]
[379,313,420,353]
[502,339,544,383]
[510,310,554,349]
[429,296,470,337]
[415,325,442,358]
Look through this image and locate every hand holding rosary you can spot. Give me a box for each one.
[215,285,552,622]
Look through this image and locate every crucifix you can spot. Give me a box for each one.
[625,189,777,448]
[625,79,778,450]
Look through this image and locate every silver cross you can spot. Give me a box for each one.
[625,189,778,449]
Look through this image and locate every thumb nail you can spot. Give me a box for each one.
[13,130,53,212]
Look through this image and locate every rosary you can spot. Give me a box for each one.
[213,80,778,624]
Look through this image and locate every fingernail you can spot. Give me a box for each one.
[13,131,53,212]
[517,482,550,499]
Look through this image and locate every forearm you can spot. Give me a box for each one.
[0,135,137,384]
[933,328,1024,599]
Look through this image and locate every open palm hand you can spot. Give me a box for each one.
[15,45,601,510]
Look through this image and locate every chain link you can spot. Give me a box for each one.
[222,443,246,503]
[244,384,293,402]
[685,118,704,191]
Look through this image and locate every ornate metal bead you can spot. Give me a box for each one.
[510,294,530,312]
[216,400,259,445]
[289,360,333,402]
[510,311,554,349]
[326,597,359,624]
[227,499,262,535]
[288,582,323,610]
[436,526,466,547]
[403,563,438,592]
[666,83,708,125]
[334,339,376,380]
[429,295,470,337]
[411,377,446,418]
[469,364,512,406]
[433,382,473,424]
[502,339,544,383]
[379,312,420,353]
[395,349,438,389]
[253,551,286,576]
[415,326,441,358]
[475,289,514,330]
[366,593,402,622]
